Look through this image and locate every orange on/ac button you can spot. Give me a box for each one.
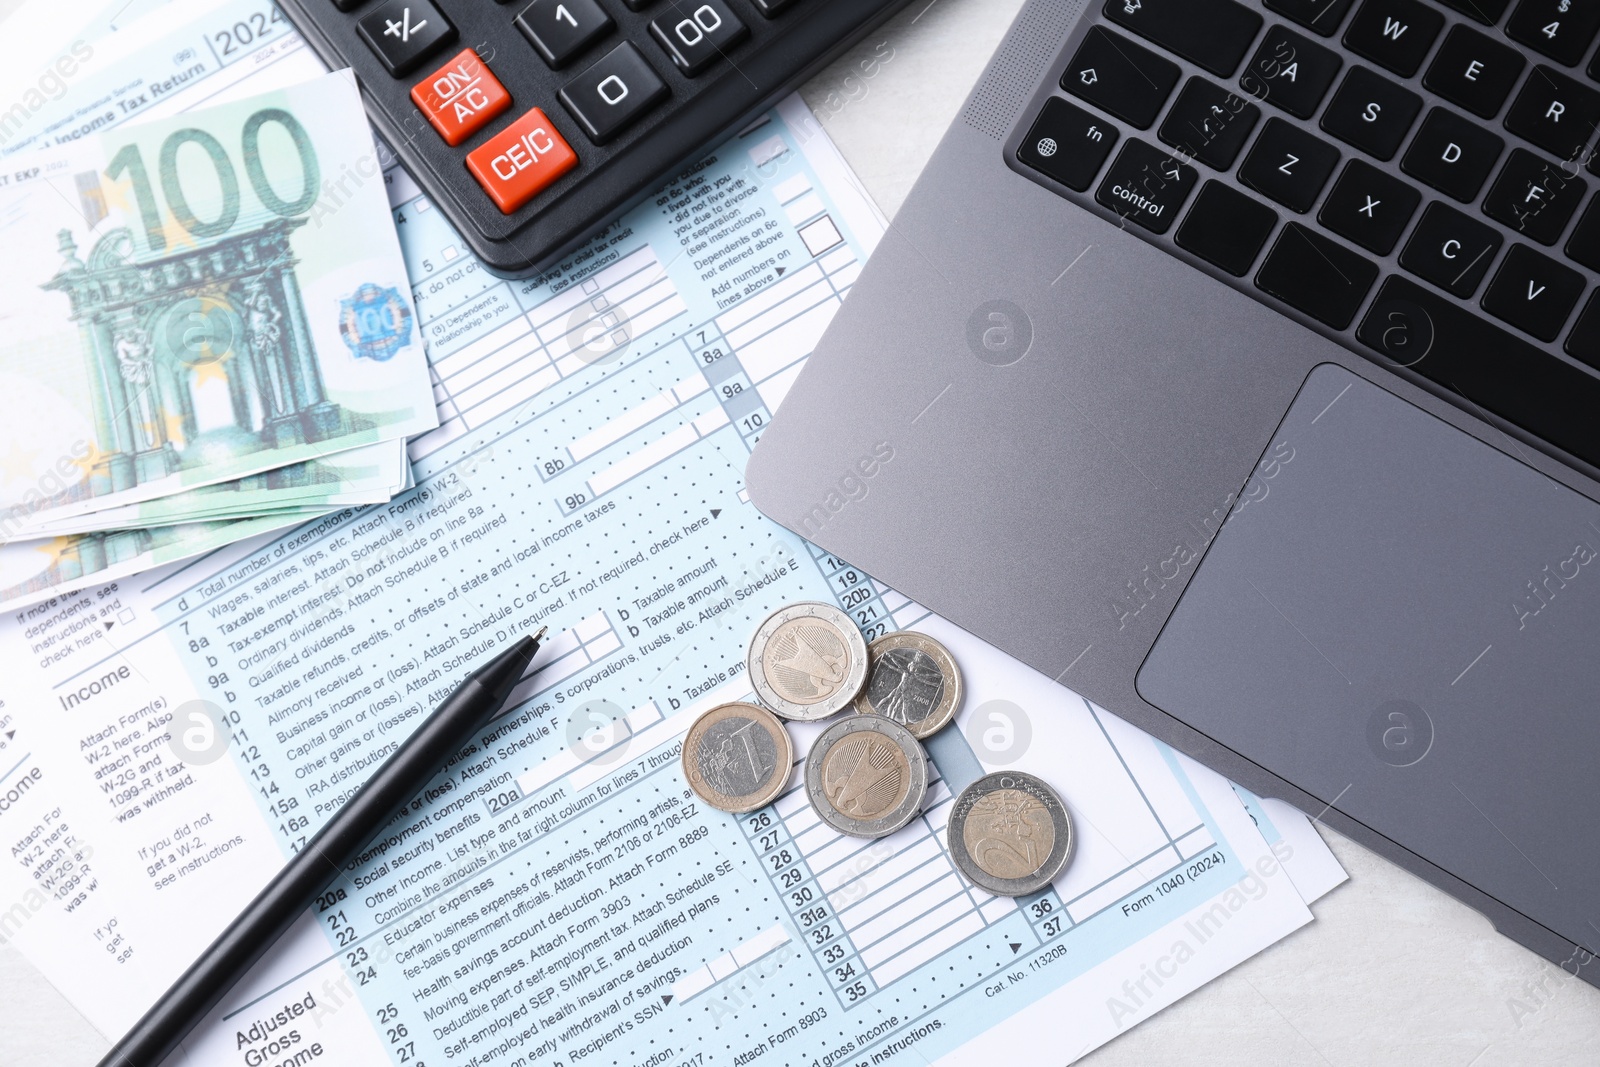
[466,108,578,214]
[412,49,512,147]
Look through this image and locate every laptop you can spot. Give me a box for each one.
[746,0,1600,983]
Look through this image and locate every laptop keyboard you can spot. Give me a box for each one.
[1011,0,1600,472]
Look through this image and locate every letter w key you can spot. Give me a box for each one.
[1345,0,1443,77]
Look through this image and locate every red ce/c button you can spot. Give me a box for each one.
[465,108,578,214]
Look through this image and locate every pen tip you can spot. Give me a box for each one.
[533,626,548,641]
[473,634,540,703]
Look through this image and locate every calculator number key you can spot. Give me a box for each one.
[560,42,670,143]
[516,0,615,70]
[650,1,749,76]
[358,0,456,77]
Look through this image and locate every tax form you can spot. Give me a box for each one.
[0,3,1343,1064]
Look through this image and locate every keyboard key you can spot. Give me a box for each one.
[621,0,658,8]
[1176,180,1279,274]
[1564,290,1600,367]
[1423,24,1526,118]
[1505,66,1600,161]
[1481,243,1586,339]
[1401,107,1504,200]
[1017,98,1119,191]
[1320,66,1422,160]
[1102,0,1263,77]
[1095,139,1198,233]
[412,49,512,146]
[559,42,669,143]
[1482,148,1587,244]
[1255,223,1378,327]
[1343,0,1443,77]
[1507,0,1600,66]
[1240,26,1343,118]
[358,0,456,76]
[465,106,579,212]
[1435,0,1512,21]
[1358,276,1600,469]
[1318,159,1421,253]
[1239,118,1342,212]
[1265,0,1356,36]
[516,0,614,69]
[1400,201,1504,295]
[1157,77,1260,169]
[1063,27,1181,129]
[747,0,799,14]
[651,0,748,75]
[1564,196,1600,269]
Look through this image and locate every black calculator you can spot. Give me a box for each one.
[277,0,910,276]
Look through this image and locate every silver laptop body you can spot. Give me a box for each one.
[748,0,1600,982]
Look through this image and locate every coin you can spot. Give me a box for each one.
[747,602,869,721]
[682,702,793,813]
[804,716,928,838]
[947,772,1073,896]
[852,631,963,738]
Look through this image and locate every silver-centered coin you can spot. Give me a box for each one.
[682,702,793,813]
[853,630,963,739]
[804,716,928,838]
[947,771,1073,896]
[747,602,869,721]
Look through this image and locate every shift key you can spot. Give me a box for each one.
[1063,26,1181,129]
[1103,0,1263,77]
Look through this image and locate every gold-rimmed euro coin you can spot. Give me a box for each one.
[682,702,793,813]
[747,602,869,721]
[852,630,962,738]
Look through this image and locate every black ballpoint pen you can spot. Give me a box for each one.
[97,627,549,1067]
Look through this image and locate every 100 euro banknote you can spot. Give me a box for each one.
[0,68,434,538]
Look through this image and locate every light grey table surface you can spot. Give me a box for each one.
[3,0,1598,1064]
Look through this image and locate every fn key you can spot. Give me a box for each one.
[1017,99,1118,191]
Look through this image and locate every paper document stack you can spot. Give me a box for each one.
[0,69,434,611]
[0,3,1347,1065]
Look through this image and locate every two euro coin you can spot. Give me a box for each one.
[947,771,1073,896]
[804,716,928,839]
[747,602,870,721]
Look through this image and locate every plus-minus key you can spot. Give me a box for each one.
[359,0,457,77]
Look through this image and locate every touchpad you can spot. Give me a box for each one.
[1137,363,1600,949]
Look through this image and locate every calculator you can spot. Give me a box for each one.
[277,0,910,276]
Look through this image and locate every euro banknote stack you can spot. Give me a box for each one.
[0,70,435,612]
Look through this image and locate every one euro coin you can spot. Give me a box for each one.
[852,630,962,739]
[682,702,793,813]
